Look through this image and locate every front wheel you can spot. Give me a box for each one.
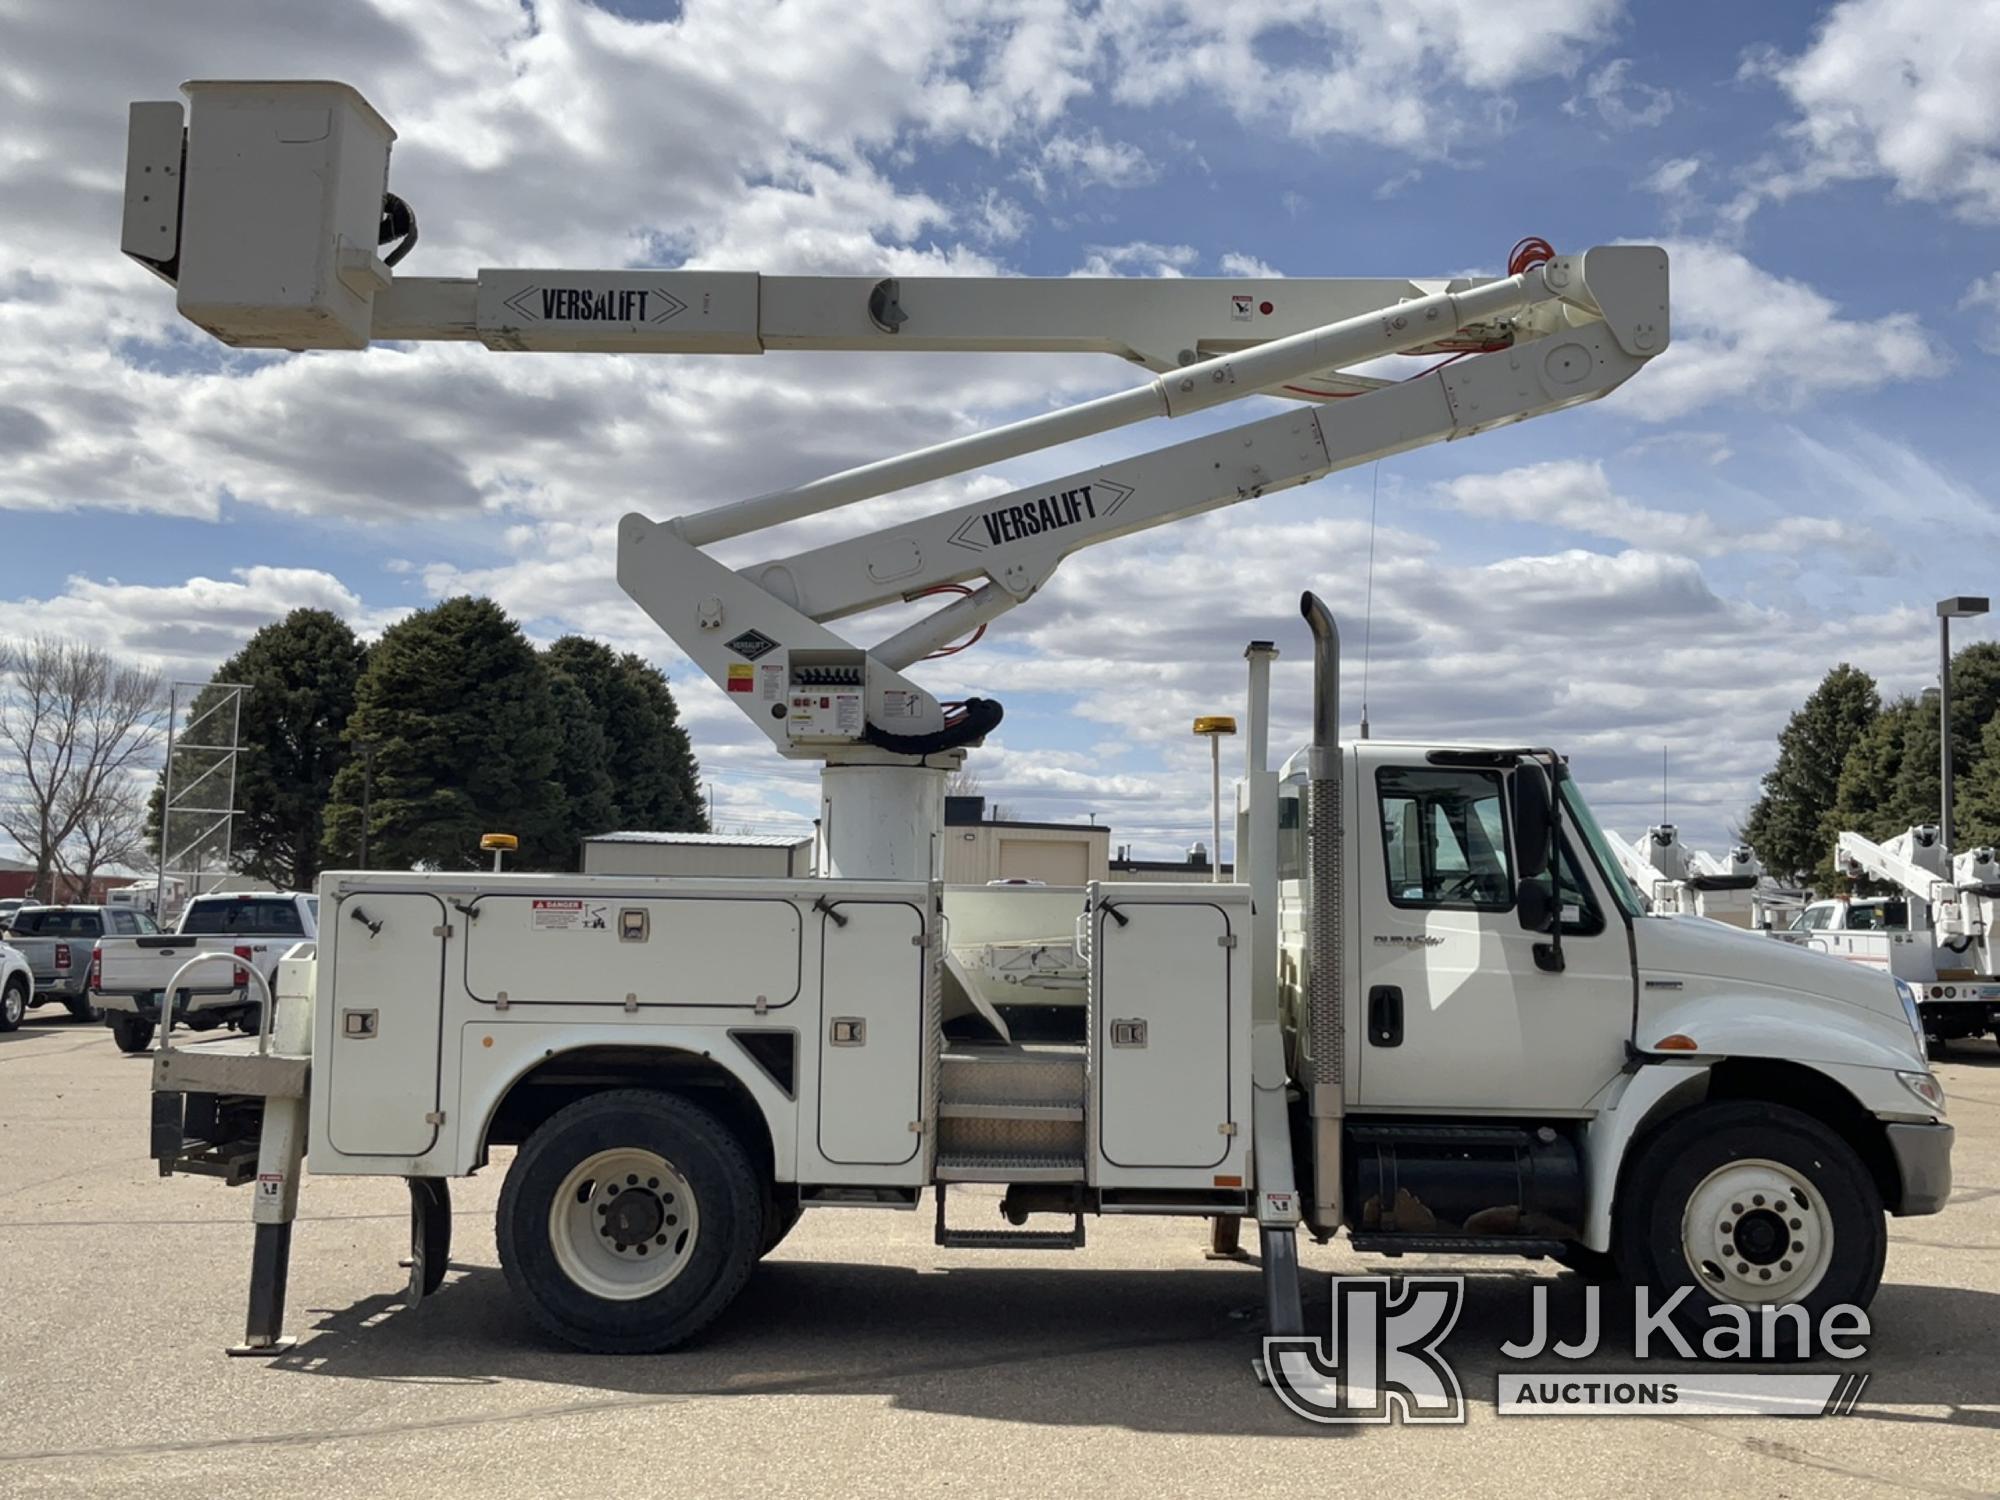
[0,981,24,1032]
[1617,1101,1885,1353]
[497,1089,764,1353]
[109,1016,155,1054]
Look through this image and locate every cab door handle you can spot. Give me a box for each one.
[1368,985,1403,1047]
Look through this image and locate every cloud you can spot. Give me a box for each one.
[1564,58,1674,129]
[0,566,407,679]
[1218,253,1283,279]
[1071,242,1199,278]
[1433,458,1876,558]
[1607,241,1947,421]
[1028,130,1159,193]
[1961,273,2000,356]
[1744,0,2000,223]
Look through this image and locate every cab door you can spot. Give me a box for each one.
[1352,755,1631,1114]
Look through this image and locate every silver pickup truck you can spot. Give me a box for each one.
[2,906,159,1024]
[93,892,318,1052]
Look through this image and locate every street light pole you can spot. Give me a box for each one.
[1936,595,1990,854]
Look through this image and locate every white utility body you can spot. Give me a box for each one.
[125,80,1950,1359]
[1782,826,2000,1045]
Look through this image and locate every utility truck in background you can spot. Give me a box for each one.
[1782,825,2000,1049]
[1606,824,1799,930]
[119,80,1950,1359]
[93,891,319,1054]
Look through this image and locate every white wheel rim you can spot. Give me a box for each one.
[3,989,20,1025]
[1681,1158,1833,1305]
[549,1147,700,1301]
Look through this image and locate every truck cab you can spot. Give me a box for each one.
[1271,739,1950,1316]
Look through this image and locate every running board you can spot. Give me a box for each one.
[1348,1234,1565,1257]
[933,1184,1084,1249]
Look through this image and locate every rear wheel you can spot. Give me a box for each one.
[497,1089,764,1353]
[0,980,24,1032]
[65,996,102,1024]
[109,1016,155,1053]
[1617,1101,1885,1353]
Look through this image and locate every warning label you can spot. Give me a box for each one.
[256,1172,283,1199]
[882,689,921,719]
[761,663,785,702]
[1231,294,1253,322]
[726,663,755,694]
[532,899,607,931]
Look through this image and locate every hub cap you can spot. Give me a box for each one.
[1681,1158,1832,1306]
[549,1148,699,1301]
[3,988,21,1026]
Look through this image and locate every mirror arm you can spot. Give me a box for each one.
[1533,755,1567,974]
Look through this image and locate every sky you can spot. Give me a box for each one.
[1,0,1997,864]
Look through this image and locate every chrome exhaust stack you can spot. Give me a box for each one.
[1300,592,1344,1230]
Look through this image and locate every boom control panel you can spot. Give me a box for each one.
[786,651,866,744]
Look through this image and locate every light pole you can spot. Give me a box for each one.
[1193,716,1238,883]
[1937,596,1990,854]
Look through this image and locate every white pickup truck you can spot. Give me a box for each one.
[1782,896,2000,1048]
[93,892,319,1053]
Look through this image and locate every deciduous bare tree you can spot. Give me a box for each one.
[0,637,165,903]
[55,773,151,899]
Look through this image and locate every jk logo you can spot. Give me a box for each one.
[1264,1277,1467,1424]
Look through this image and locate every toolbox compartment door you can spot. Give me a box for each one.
[326,892,447,1157]
[815,899,926,1167]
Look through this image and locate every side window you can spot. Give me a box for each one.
[1375,767,1512,909]
[1277,790,1303,882]
[110,911,137,935]
[136,912,160,935]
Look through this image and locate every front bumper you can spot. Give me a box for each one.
[1886,1120,1954,1215]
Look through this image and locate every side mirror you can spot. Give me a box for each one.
[1512,765,1553,881]
[1517,877,1555,934]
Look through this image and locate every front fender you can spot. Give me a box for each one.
[1636,987,1923,1074]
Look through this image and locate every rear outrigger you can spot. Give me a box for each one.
[124,79,1950,1357]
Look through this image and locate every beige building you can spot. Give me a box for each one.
[942,797,1110,886]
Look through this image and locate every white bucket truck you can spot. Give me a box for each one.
[122,81,1949,1357]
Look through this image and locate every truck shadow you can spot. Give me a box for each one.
[267,1259,2000,1437]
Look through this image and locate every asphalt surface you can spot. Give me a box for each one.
[2,1014,1997,1498]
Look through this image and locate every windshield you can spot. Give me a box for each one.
[9,908,103,937]
[180,898,305,936]
[1558,775,1645,920]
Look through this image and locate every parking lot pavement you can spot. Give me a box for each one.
[2,1015,1997,1499]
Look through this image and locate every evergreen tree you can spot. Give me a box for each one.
[1957,714,2000,848]
[1743,664,1879,886]
[323,598,566,870]
[146,609,365,890]
[542,636,706,834]
[545,663,619,859]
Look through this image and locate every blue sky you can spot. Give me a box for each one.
[1,0,1996,862]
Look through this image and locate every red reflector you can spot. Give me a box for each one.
[89,946,101,990]
[1259,300,1274,315]
[55,943,70,970]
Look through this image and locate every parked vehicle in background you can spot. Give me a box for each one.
[92,891,318,1053]
[0,897,28,935]
[3,907,141,1023]
[0,940,30,1031]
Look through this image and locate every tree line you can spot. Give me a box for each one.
[1743,644,2000,890]
[153,596,707,889]
[0,597,706,903]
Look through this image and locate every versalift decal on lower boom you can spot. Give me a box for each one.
[980,485,1097,545]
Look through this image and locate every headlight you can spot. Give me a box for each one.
[1897,1070,1947,1112]
[1895,977,1926,1054]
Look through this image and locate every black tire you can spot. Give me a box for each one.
[110,1016,155,1054]
[762,1193,804,1257]
[1616,1100,1885,1354]
[497,1089,765,1353]
[409,1178,452,1298]
[0,980,24,1033]
[1552,1243,1621,1283]
[65,996,102,1024]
